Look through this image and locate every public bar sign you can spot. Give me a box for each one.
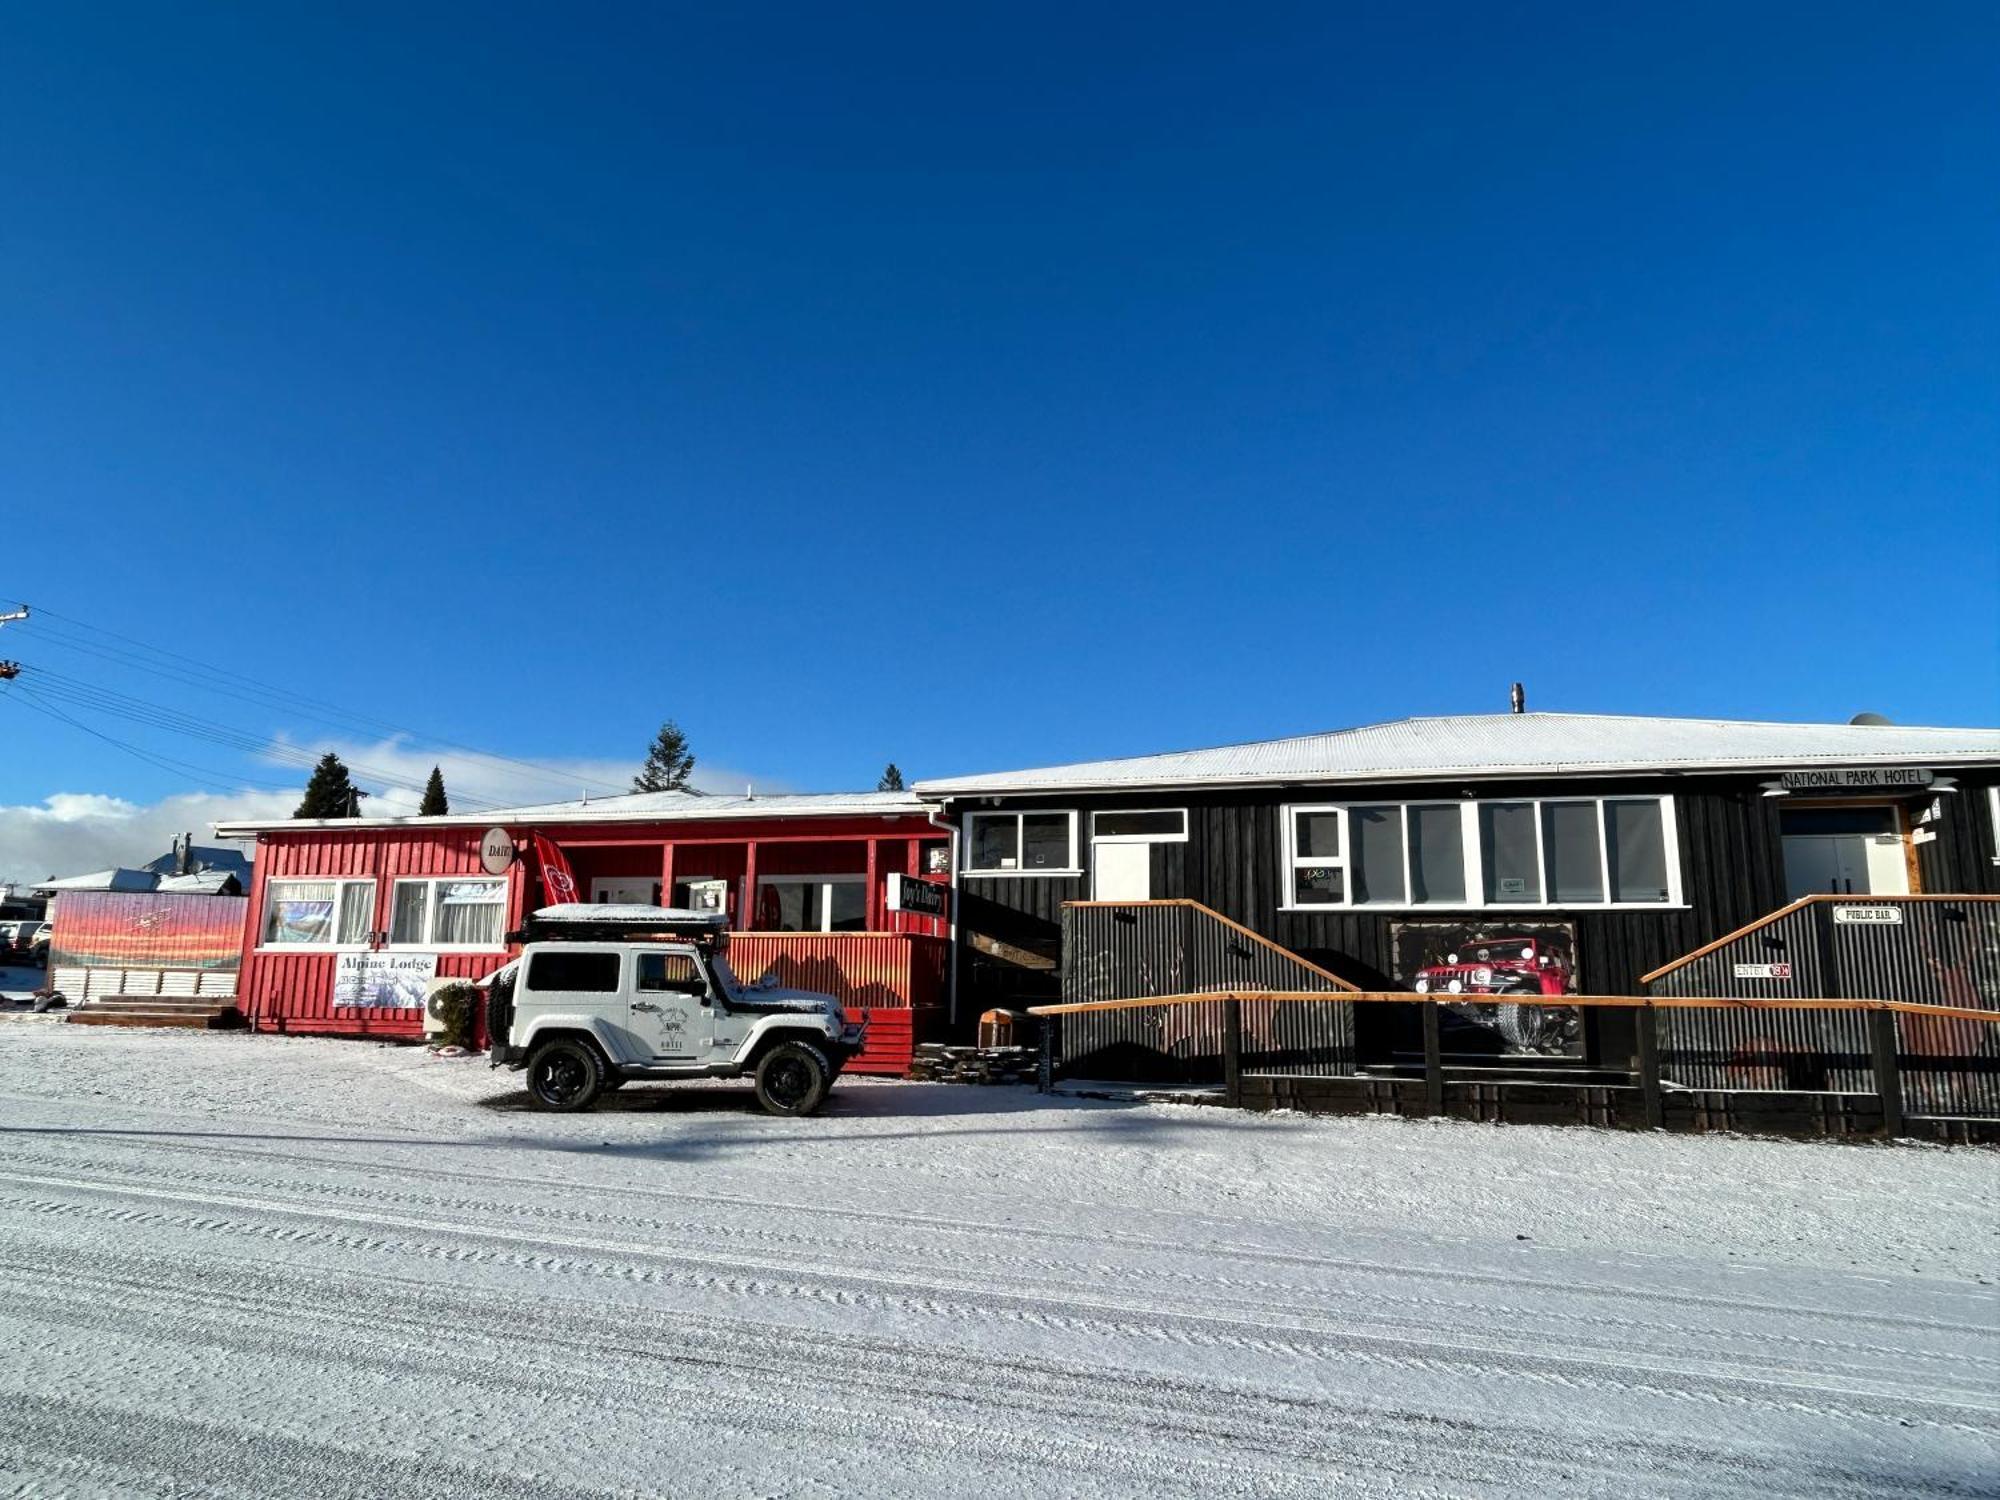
[1777,767,1933,793]
[1832,905,1904,926]
[886,873,949,919]
[1733,962,1793,980]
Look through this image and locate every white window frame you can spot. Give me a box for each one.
[961,809,1081,877]
[1278,795,1683,912]
[1089,809,1188,844]
[258,878,377,951]
[386,876,510,952]
[753,872,868,933]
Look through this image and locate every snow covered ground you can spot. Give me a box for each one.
[0,1020,1993,1498]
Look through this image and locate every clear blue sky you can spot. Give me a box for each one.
[2,3,1996,817]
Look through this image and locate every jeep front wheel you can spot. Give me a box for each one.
[525,1038,607,1112]
[753,1040,831,1117]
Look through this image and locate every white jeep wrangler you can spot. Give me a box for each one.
[483,904,865,1116]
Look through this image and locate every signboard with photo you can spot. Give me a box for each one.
[1390,921,1583,1057]
[332,951,438,1009]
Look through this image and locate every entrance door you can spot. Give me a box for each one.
[1781,805,1909,900]
[1092,842,1151,901]
[629,947,714,1060]
[592,877,662,906]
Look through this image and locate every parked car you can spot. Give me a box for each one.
[1,921,49,966]
[484,904,866,1116]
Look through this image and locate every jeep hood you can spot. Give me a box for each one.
[729,985,841,1016]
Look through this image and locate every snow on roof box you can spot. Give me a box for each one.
[532,903,725,927]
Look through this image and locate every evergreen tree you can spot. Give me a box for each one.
[632,720,696,793]
[295,752,360,818]
[877,763,905,792]
[419,765,449,816]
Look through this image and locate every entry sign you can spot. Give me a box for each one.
[1733,962,1793,980]
[479,827,516,875]
[886,873,948,918]
[1778,767,1933,792]
[1834,905,1904,926]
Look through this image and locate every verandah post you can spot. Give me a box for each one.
[1224,997,1242,1107]
[1037,1015,1055,1094]
[1422,1001,1443,1117]
[1636,1003,1664,1130]
[1870,1006,1905,1139]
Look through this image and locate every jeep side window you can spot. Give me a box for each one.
[637,952,707,996]
[525,951,621,992]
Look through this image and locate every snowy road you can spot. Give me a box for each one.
[0,1022,1994,1498]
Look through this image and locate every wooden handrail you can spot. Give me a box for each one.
[1062,898,1361,993]
[1027,988,2000,1024]
[1640,893,2000,985]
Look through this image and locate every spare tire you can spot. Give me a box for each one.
[485,974,515,1056]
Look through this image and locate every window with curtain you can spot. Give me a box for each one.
[262,880,375,947]
[388,878,507,947]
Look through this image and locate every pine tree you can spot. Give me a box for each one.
[877,763,905,792]
[632,720,696,793]
[419,766,449,816]
[295,752,359,818]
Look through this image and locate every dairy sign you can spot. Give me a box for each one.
[885,873,949,919]
[1777,767,1933,793]
[333,951,438,1009]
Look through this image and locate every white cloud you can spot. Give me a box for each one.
[0,736,795,886]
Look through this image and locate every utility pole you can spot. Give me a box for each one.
[0,604,25,680]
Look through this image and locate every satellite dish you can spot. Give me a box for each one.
[1849,711,1893,726]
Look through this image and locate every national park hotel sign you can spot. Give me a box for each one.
[1773,766,1935,794]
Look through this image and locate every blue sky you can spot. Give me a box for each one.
[1,4,1995,864]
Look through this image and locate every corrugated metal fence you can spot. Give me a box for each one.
[1645,896,2000,1117]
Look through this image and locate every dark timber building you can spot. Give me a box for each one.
[916,712,2000,1069]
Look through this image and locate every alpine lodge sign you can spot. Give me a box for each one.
[1775,767,1934,793]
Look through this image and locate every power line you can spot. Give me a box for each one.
[4,601,632,797]
[1,681,302,797]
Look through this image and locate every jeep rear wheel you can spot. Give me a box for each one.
[753,1040,831,1117]
[526,1038,607,1112]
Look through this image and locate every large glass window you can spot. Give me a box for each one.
[388,878,507,947]
[1479,802,1543,903]
[1282,797,1676,909]
[964,811,1078,874]
[261,879,375,947]
[1090,810,1187,841]
[757,876,867,932]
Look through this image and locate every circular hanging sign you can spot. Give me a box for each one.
[478,828,516,875]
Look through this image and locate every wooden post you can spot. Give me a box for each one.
[865,838,879,931]
[742,841,758,930]
[660,842,676,908]
[1422,1001,1444,1117]
[1637,1003,1664,1130]
[1037,1015,1055,1093]
[1870,1006,1904,1139]
[1224,997,1243,1108]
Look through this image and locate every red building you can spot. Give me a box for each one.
[214,790,953,1074]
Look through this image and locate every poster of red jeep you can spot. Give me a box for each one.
[1391,921,1583,1057]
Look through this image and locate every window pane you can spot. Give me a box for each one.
[1349,806,1406,906]
[336,883,375,944]
[525,951,620,992]
[829,881,866,931]
[1294,810,1341,860]
[1092,810,1185,839]
[265,882,335,944]
[1292,865,1345,905]
[762,880,813,932]
[391,882,429,943]
[1407,805,1465,905]
[1480,803,1542,902]
[637,952,702,991]
[1542,802,1604,903]
[970,815,1018,871]
[435,881,505,944]
[1021,814,1071,870]
[1607,799,1671,903]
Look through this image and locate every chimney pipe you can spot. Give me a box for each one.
[1509,683,1525,715]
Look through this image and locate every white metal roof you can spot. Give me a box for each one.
[213,788,930,837]
[32,867,161,894]
[913,713,2000,797]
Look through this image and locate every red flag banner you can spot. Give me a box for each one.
[532,834,579,906]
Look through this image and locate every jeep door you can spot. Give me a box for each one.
[630,947,715,1060]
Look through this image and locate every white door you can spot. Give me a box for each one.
[1781,806,1908,900]
[1092,842,1151,901]
[629,947,714,1060]
[591,877,661,906]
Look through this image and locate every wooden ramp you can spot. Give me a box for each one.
[67,995,246,1030]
